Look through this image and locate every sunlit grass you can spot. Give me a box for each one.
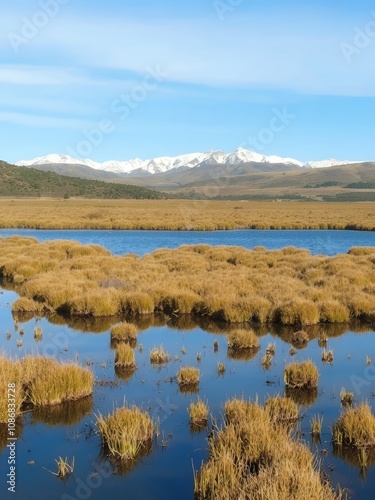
[284,360,319,389]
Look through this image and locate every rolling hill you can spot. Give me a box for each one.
[0,161,166,199]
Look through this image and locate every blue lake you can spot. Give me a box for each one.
[0,228,375,255]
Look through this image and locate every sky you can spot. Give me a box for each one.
[0,0,374,164]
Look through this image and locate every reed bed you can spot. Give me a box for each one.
[0,199,373,231]
[284,360,319,389]
[97,405,154,461]
[1,237,375,325]
[195,398,342,499]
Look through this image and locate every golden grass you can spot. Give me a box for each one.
[0,236,374,325]
[177,367,200,388]
[0,355,93,419]
[311,415,323,436]
[322,348,334,363]
[21,356,93,406]
[0,356,24,422]
[340,388,354,406]
[217,362,226,375]
[149,346,171,365]
[115,344,136,370]
[55,457,75,479]
[265,396,299,426]
[188,399,209,426]
[284,360,319,389]
[195,398,342,499]
[97,405,154,460]
[33,327,43,340]
[0,199,373,231]
[227,329,259,350]
[110,322,138,343]
[332,403,375,448]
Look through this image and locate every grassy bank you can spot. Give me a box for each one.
[0,199,374,230]
[1,237,374,325]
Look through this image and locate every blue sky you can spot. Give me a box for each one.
[0,0,374,163]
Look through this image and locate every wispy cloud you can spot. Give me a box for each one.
[0,110,91,128]
[22,13,374,97]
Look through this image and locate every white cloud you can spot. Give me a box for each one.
[32,13,375,97]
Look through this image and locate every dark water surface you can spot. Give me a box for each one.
[1,228,375,256]
[0,229,375,499]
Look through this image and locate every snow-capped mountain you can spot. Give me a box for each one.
[16,149,360,176]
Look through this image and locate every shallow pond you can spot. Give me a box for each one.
[0,230,375,499]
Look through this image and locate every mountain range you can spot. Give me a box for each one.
[17,148,362,177]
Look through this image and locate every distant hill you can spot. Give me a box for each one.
[0,161,166,199]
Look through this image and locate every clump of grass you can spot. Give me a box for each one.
[188,399,209,426]
[322,349,334,364]
[150,346,170,365]
[181,345,186,355]
[195,397,342,499]
[340,388,354,406]
[97,405,154,460]
[177,367,200,389]
[34,327,43,341]
[311,415,323,437]
[213,340,219,352]
[21,356,93,407]
[227,329,259,351]
[366,355,372,366]
[19,328,24,335]
[115,344,136,370]
[217,362,226,375]
[332,403,375,448]
[110,322,138,343]
[197,353,201,362]
[265,396,299,426]
[55,457,75,479]
[289,346,296,356]
[16,340,23,348]
[292,329,309,346]
[284,360,319,389]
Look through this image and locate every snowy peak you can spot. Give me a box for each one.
[16,150,361,175]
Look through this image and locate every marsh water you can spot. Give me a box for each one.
[1,229,375,499]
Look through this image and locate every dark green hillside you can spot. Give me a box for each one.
[0,161,166,199]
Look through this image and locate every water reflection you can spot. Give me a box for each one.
[31,396,93,427]
[284,387,318,407]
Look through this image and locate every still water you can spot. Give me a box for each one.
[0,230,374,499]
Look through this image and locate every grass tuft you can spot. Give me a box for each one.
[97,405,154,460]
[150,346,171,365]
[284,360,319,389]
[115,344,136,370]
[188,399,209,427]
